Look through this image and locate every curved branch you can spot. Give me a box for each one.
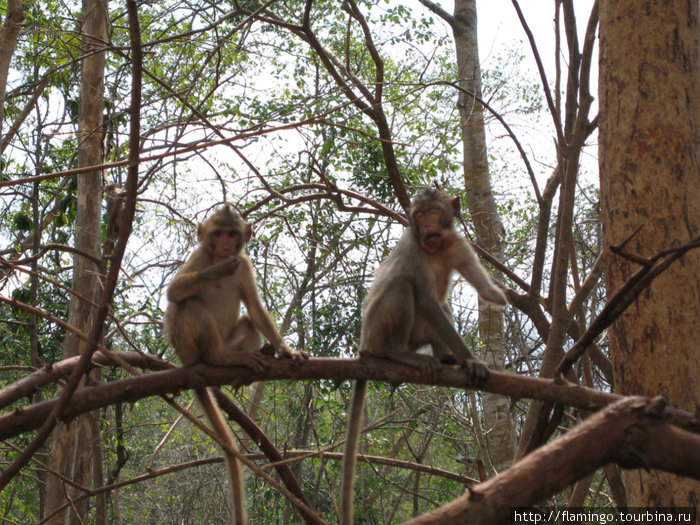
[0,0,144,491]
[1,355,696,442]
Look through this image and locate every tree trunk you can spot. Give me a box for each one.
[599,0,700,506]
[44,0,108,522]
[0,0,25,137]
[452,0,514,473]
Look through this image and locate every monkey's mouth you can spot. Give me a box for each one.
[423,233,443,252]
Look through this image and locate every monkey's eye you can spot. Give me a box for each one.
[414,209,439,219]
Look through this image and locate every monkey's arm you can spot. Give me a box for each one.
[167,255,240,303]
[453,238,507,305]
[238,258,308,361]
[415,291,489,382]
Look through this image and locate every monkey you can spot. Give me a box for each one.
[164,203,308,368]
[340,188,507,525]
[163,204,308,524]
[103,183,125,257]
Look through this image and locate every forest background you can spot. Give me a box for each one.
[0,0,698,523]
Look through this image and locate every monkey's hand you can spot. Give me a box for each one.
[237,350,270,374]
[462,358,489,385]
[275,342,309,363]
[203,256,240,281]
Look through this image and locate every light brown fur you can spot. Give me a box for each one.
[341,188,507,525]
[163,205,307,524]
[359,188,506,375]
[164,204,307,368]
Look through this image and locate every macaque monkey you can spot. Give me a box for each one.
[164,204,307,524]
[103,183,125,256]
[340,188,507,525]
[164,204,307,367]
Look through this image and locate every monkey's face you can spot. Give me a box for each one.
[412,206,452,253]
[209,227,243,261]
[197,205,254,262]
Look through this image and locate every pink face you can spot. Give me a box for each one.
[413,207,446,253]
[211,228,241,260]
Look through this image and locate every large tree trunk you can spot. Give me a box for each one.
[452,0,514,473]
[0,0,25,137]
[44,0,108,522]
[599,0,700,506]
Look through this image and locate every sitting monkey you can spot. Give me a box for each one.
[359,187,506,375]
[340,188,507,525]
[163,204,307,524]
[164,204,307,368]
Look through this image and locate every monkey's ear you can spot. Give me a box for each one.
[196,223,205,242]
[244,222,253,242]
[451,197,461,218]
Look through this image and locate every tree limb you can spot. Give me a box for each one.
[406,396,700,525]
[1,355,697,442]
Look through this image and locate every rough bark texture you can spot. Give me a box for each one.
[44,0,108,522]
[0,0,25,137]
[599,0,700,507]
[453,0,514,472]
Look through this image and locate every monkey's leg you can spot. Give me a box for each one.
[363,277,441,374]
[416,298,489,383]
[202,317,268,373]
[166,300,209,366]
[225,316,263,352]
[411,304,458,364]
[196,387,247,525]
[430,340,459,364]
[340,379,367,525]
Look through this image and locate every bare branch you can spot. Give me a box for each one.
[1,355,696,442]
[406,396,700,524]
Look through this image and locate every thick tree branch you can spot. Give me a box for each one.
[406,396,700,525]
[1,355,696,442]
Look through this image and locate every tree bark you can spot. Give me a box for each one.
[599,0,700,507]
[452,0,514,472]
[44,0,108,522]
[0,0,25,138]
[405,397,700,525]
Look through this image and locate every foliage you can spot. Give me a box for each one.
[0,0,625,521]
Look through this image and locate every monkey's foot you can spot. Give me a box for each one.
[462,359,489,385]
[275,343,309,363]
[234,351,270,374]
[259,343,276,357]
[438,352,458,365]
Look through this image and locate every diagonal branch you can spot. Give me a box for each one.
[406,396,700,524]
[556,234,700,376]
[0,0,143,490]
[519,235,700,455]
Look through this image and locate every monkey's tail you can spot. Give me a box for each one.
[340,379,368,525]
[195,387,248,525]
